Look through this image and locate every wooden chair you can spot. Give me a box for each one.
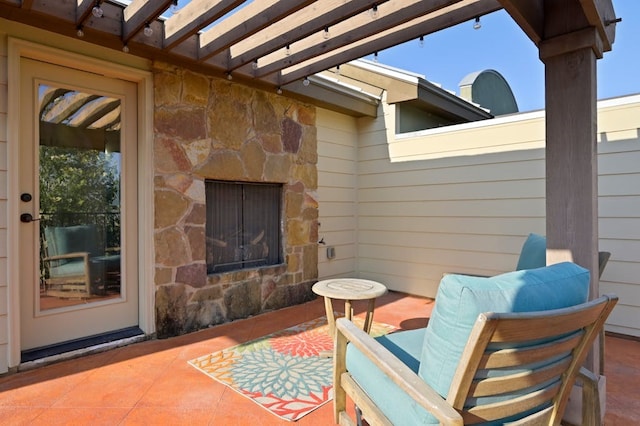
[42,224,120,298]
[334,294,617,426]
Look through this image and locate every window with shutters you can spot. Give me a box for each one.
[205,181,283,274]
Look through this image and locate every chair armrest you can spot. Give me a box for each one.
[576,365,597,383]
[335,318,463,426]
[43,252,90,262]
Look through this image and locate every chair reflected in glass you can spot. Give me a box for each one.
[42,224,120,300]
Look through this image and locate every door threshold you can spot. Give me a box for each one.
[20,327,146,371]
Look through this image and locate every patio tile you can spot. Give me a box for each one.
[0,292,637,424]
[0,368,90,407]
[26,408,130,425]
[210,387,298,425]
[121,407,215,425]
[134,358,226,409]
[604,336,640,424]
[0,407,47,424]
[51,372,152,409]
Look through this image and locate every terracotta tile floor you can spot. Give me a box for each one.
[0,292,638,425]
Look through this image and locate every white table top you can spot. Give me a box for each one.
[312,278,387,300]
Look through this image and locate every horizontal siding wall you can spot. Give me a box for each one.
[316,108,359,279]
[356,102,546,296]
[597,97,640,337]
[0,32,8,372]
[353,96,640,337]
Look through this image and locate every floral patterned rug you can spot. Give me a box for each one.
[188,315,395,421]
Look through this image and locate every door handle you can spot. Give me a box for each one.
[20,213,41,223]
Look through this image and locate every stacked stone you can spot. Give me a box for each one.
[152,62,318,338]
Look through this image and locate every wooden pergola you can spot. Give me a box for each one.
[0,0,619,369]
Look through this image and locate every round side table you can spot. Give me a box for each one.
[312,278,388,338]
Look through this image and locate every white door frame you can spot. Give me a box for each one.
[7,38,155,368]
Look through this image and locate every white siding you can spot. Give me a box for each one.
[353,100,544,295]
[350,95,640,337]
[317,108,359,279]
[597,98,640,337]
[0,31,8,373]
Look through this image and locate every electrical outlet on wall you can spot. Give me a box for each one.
[327,246,336,259]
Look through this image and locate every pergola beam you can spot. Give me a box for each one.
[122,0,174,44]
[39,88,71,116]
[214,0,382,72]
[578,0,618,51]
[42,93,101,124]
[76,0,95,25]
[67,97,120,128]
[163,0,245,50]
[251,0,464,79]
[197,0,316,61]
[497,0,544,45]
[270,0,502,86]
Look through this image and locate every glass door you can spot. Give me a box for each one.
[19,58,139,352]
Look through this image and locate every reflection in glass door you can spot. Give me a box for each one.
[38,85,122,311]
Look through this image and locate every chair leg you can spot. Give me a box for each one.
[579,367,602,426]
[599,328,605,375]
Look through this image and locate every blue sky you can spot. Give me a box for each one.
[370,0,639,112]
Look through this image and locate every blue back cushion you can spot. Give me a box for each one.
[418,262,590,397]
[47,225,101,259]
[516,233,547,270]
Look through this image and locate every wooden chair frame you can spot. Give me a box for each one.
[334,294,618,426]
[42,251,92,297]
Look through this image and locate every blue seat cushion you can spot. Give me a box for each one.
[49,259,87,278]
[345,328,440,425]
[515,233,547,270]
[418,262,590,398]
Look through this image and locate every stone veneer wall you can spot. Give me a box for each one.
[153,62,318,338]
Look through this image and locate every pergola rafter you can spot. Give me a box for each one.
[122,0,175,45]
[163,0,245,50]
[0,0,617,92]
[214,0,381,72]
[41,93,101,124]
[197,0,317,62]
[262,0,503,86]
[249,0,465,79]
